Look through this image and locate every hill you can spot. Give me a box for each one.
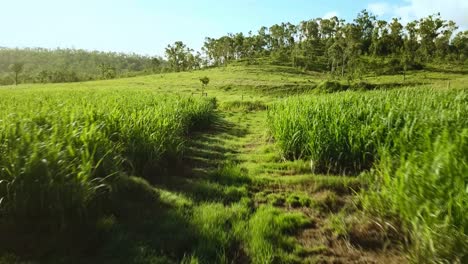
[0,64,467,263]
[4,63,467,99]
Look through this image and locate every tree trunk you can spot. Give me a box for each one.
[341,55,345,77]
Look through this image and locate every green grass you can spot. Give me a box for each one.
[268,87,467,173]
[0,64,467,263]
[0,87,215,231]
[244,205,312,263]
[267,86,468,262]
[361,130,468,263]
[218,100,268,112]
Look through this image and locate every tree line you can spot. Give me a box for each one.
[0,48,167,85]
[3,11,468,85]
[165,11,468,77]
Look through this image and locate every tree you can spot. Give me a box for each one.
[404,20,419,65]
[233,32,246,59]
[165,41,188,72]
[435,20,458,59]
[166,41,200,71]
[354,9,376,54]
[98,63,116,79]
[388,18,404,54]
[320,17,339,40]
[36,70,50,83]
[417,14,446,61]
[150,57,162,73]
[370,20,390,56]
[327,22,361,78]
[9,63,24,85]
[452,31,468,62]
[299,19,320,42]
[199,76,209,96]
[257,26,270,54]
[341,24,362,78]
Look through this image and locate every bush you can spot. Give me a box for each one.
[316,80,349,93]
[350,81,377,91]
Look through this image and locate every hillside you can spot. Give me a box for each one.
[5,63,467,99]
[0,64,467,263]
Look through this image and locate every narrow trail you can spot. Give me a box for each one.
[182,109,405,263]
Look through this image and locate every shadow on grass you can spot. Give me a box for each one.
[184,114,247,169]
[423,66,468,75]
[92,113,259,263]
[0,176,188,263]
[250,65,311,76]
[0,175,248,263]
[147,113,254,205]
[0,112,319,263]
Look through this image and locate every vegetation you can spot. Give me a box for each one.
[267,87,468,262]
[165,41,202,72]
[199,76,210,96]
[0,7,467,264]
[0,52,466,263]
[8,63,23,85]
[3,11,468,87]
[200,12,468,75]
[0,87,215,233]
[0,48,166,85]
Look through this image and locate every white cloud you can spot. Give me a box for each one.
[367,2,391,17]
[368,0,468,29]
[323,11,339,19]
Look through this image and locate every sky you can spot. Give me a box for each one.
[1,0,467,56]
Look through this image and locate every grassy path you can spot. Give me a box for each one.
[2,65,466,263]
[16,104,406,263]
[178,108,406,263]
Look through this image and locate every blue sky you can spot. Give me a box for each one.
[1,0,467,56]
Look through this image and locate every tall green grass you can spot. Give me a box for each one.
[362,129,468,262]
[267,87,468,261]
[0,88,215,230]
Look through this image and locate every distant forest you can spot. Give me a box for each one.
[0,48,165,85]
[2,10,468,85]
